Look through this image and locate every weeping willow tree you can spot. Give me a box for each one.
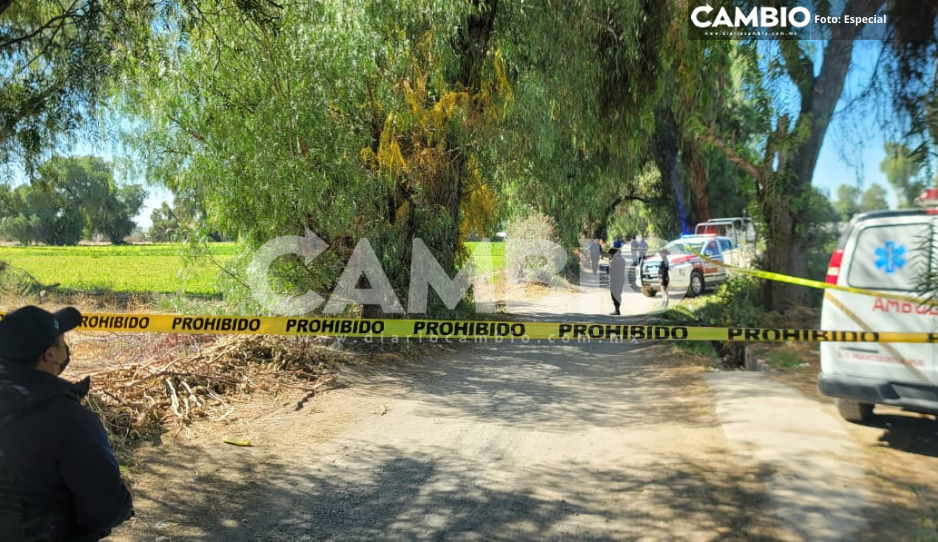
[0,0,284,172]
[487,0,665,248]
[488,0,754,250]
[116,0,513,315]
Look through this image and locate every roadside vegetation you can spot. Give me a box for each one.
[0,243,236,296]
[1,2,937,539]
[4,1,936,317]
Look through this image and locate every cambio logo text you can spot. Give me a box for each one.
[691,4,811,29]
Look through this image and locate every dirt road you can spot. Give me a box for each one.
[116,339,786,541]
[108,273,936,541]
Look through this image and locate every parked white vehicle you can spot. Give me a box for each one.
[635,234,731,297]
[694,217,757,248]
[695,217,759,268]
[819,191,938,422]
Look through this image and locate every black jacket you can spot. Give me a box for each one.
[0,363,133,541]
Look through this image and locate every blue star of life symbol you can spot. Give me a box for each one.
[874,241,906,274]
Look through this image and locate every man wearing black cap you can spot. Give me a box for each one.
[0,306,134,541]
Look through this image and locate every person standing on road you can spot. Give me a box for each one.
[629,236,639,266]
[608,248,626,315]
[588,239,602,275]
[636,236,648,264]
[0,306,134,541]
[657,248,671,308]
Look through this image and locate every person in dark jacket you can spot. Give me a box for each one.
[0,306,133,541]
[657,248,671,309]
[608,248,626,315]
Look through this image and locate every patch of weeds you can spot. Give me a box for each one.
[696,276,764,328]
[658,303,698,325]
[118,463,141,477]
[152,294,230,316]
[695,276,764,367]
[0,261,46,299]
[656,305,720,359]
[913,484,938,542]
[677,296,708,313]
[766,348,804,370]
[674,340,718,359]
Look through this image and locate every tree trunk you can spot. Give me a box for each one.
[683,138,710,224]
[428,0,498,276]
[760,193,813,309]
[654,113,689,235]
[760,38,859,310]
[446,0,499,268]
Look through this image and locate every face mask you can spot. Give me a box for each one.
[57,344,70,375]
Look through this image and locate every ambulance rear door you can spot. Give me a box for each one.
[823,217,937,387]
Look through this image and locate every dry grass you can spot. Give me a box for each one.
[70,333,348,460]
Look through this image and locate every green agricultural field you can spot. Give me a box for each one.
[464,241,506,278]
[0,243,238,295]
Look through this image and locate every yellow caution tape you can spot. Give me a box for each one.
[822,291,933,384]
[688,247,938,307]
[1,311,936,343]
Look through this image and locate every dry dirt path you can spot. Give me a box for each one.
[109,267,884,541]
[115,339,796,541]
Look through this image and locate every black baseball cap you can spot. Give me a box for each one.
[0,306,82,364]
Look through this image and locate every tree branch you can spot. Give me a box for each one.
[832,0,884,41]
[0,1,79,49]
[778,41,814,112]
[763,114,789,173]
[701,127,766,185]
[2,4,75,85]
[168,115,206,144]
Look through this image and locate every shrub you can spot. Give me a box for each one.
[680,275,765,367]
[505,211,559,244]
[504,211,564,284]
[696,275,764,328]
[766,349,803,370]
[0,215,42,246]
[666,276,765,366]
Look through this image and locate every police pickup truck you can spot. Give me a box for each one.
[635,234,730,298]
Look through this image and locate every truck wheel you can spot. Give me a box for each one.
[642,288,657,297]
[687,271,705,298]
[837,399,874,423]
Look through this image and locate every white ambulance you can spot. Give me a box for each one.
[819,188,938,422]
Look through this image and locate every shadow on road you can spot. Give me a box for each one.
[868,412,938,458]
[116,440,793,541]
[344,340,719,433]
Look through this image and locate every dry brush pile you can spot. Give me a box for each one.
[74,333,349,452]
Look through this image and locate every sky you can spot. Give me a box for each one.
[137,185,173,229]
[808,40,903,208]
